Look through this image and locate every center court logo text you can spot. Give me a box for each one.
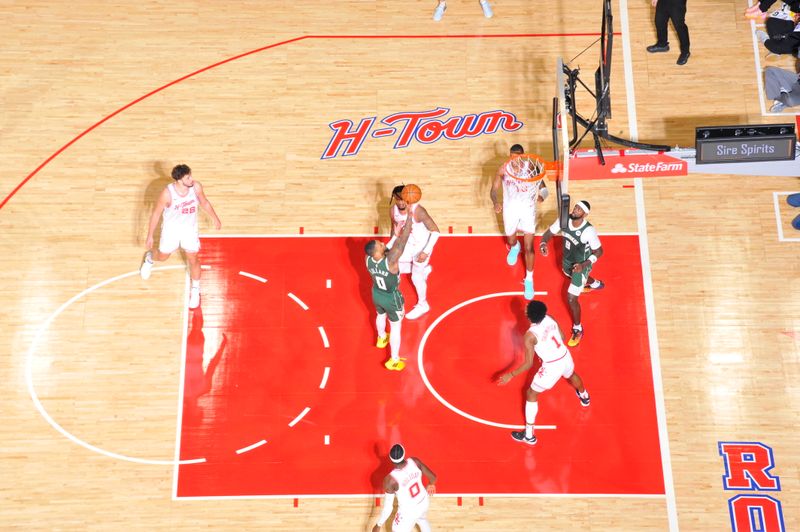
[321,107,523,159]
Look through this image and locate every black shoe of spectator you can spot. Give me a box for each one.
[677,52,690,65]
[646,43,670,53]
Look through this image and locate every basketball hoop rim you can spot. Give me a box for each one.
[505,153,557,182]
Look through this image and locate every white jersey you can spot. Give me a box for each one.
[390,459,428,510]
[392,204,431,248]
[162,183,199,233]
[501,167,544,209]
[529,315,568,363]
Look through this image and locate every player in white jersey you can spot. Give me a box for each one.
[386,185,441,320]
[373,444,437,532]
[496,300,590,445]
[490,144,549,300]
[139,164,221,309]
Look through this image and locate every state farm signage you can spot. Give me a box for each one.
[569,151,688,180]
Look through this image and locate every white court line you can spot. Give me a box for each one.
[236,439,268,455]
[619,0,638,140]
[319,367,331,389]
[749,8,770,116]
[172,273,192,498]
[774,192,787,241]
[24,266,206,466]
[201,264,211,270]
[620,0,678,525]
[238,271,267,283]
[326,279,332,288]
[318,326,330,348]
[288,407,311,427]
[174,492,667,501]
[417,291,555,431]
[634,180,678,530]
[774,191,800,241]
[287,292,309,310]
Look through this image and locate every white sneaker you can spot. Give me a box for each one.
[189,286,200,309]
[140,251,153,280]
[406,302,430,320]
[480,0,493,18]
[770,101,786,113]
[433,2,446,21]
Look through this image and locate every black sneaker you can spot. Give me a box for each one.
[576,390,590,407]
[646,43,670,53]
[511,431,537,445]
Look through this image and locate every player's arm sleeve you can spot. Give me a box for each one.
[376,493,395,527]
[548,218,561,234]
[538,180,549,200]
[586,226,602,250]
[422,232,440,256]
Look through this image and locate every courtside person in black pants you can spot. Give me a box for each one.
[646,0,691,65]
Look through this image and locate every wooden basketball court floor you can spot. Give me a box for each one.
[1,1,798,530]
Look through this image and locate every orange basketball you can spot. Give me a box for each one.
[400,184,422,204]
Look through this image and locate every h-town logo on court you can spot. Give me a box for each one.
[321,107,524,159]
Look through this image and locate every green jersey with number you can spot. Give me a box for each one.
[366,256,400,294]
[562,220,595,264]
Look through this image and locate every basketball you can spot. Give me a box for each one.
[400,184,422,204]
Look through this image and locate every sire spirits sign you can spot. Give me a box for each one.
[321,107,523,159]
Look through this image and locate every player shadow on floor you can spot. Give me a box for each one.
[364,442,398,529]
[372,181,393,236]
[490,296,542,399]
[134,160,172,248]
[182,307,227,427]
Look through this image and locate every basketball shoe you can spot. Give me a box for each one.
[376,333,390,348]
[384,357,406,371]
[406,302,430,320]
[511,431,537,445]
[433,2,446,20]
[140,251,153,280]
[523,278,534,300]
[479,0,493,18]
[582,280,605,293]
[576,390,591,407]
[568,327,583,347]
[506,242,520,266]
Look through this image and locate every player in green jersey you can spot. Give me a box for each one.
[539,200,604,347]
[365,208,414,371]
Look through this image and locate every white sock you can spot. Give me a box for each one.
[579,389,589,399]
[389,319,402,359]
[376,313,387,338]
[411,266,428,306]
[573,323,582,331]
[525,270,533,281]
[191,279,200,289]
[590,280,601,288]
[145,251,153,263]
[525,401,538,438]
